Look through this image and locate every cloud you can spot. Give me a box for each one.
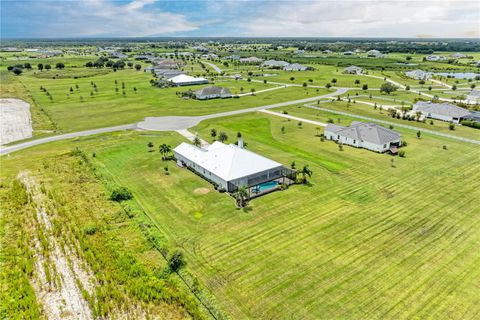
[2,0,199,38]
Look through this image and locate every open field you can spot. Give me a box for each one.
[2,110,479,319]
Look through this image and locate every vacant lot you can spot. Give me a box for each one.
[3,111,478,319]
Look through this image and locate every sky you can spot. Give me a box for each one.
[1,0,479,39]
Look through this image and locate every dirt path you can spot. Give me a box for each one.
[0,98,33,145]
[18,171,95,320]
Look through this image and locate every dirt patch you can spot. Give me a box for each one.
[194,187,210,195]
[0,98,33,145]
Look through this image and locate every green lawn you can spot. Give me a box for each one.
[4,112,478,319]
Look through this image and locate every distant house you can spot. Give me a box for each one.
[168,74,208,86]
[174,141,295,195]
[283,63,309,71]
[367,49,384,58]
[261,60,290,68]
[155,69,185,79]
[155,58,178,69]
[405,69,432,80]
[294,49,305,54]
[343,66,363,75]
[239,56,264,64]
[343,51,355,55]
[451,53,467,59]
[323,49,333,54]
[425,55,445,61]
[201,53,219,60]
[324,121,401,153]
[413,101,471,123]
[466,90,480,105]
[110,52,127,59]
[225,55,240,60]
[194,86,232,100]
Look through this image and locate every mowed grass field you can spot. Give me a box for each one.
[4,111,478,319]
[16,68,332,132]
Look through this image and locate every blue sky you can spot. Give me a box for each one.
[1,0,479,38]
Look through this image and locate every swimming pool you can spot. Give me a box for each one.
[252,181,279,194]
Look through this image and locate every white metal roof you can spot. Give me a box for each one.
[174,141,283,181]
[168,74,207,84]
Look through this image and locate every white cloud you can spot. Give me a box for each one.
[30,0,198,37]
[237,0,480,37]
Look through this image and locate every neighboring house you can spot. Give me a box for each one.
[405,69,432,80]
[174,141,295,195]
[324,121,401,153]
[343,66,363,75]
[194,86,232,100]
[168,74,209,86]
[413,101,471,123]
[284,63,309,71]
[261,60,290,68]
[367,49,384,58]
[466,90,480,105]
[425,55,445,61]
[110,52,127,59]
[451,53,467,59]
[155,58,178,69]
[225,55,240,60]
[201,53,219,60]
[323,49,333,54]
[239,56,264,64]
[461,111,480,123]
[343,51,354,55]
[155,69,185,79]
[294,49,305,54]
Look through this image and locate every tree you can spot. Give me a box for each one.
[234,186,249,208]
[85,61,93,68]
[290,161,296,169]
[405,85,410,91]
[325,83,332,88]
[380,82,397,95]
[110,187,133,202]
[452,84,457,91]
[250,88,256,95]
[168,249,186,271]
[159,143,172,160]
[331,78,337,84]
[290,76,295,82]
[210,128,217,140]
[299,165,313,184]
[37,63,44,71]
[45,64,51,70]
[354,79,361,85]
[147,141,154,152]
[449,123,455,130]
[263,79,267,84]
[55,62,65,69]
[127,62,133,68]
[219,132,228,142]
[302,82,307,88]
[281,126,285,134]
[362,84,368,90]
[419,80,425,85]
[471,84,476,89]
[416,131,421,139]
[12,67,22,75]
[24,63,32,70]
[193,136,201,147]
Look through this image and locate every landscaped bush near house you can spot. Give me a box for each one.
[398,150,406,157]
[461,120,480,129]
[110,187,133,202]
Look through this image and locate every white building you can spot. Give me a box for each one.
[168,74,208,86]
[425,55,445,61]
[324,121,401,153]
[284,63,309,71]
[343,66,363,75]
[174,141,295,195]
[239,56,264,64]
[367,50,385,58]
[405,69,432,80]
[413,101,471,123]
[466,90,480,105]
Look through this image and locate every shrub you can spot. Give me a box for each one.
[110,187,133,202]
[84,225,98,235]
[398,150,406,157]
[449,123,455,131]
[460,120,480,129]
[168,249,186,272]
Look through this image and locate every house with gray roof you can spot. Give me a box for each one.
[194,86,232,100]
[261,60,290,68]
[324,121,401,153]
[413,101,471,123]
[239,56,264,64]
[466,90,480,105]
[405,69,432,80]
[284,63,309,71]
[367,49,385,58]
[343,66,363,75]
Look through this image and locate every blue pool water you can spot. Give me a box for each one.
[433,72,479,79]
[252,181,279,194]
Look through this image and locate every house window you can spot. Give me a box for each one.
[384,144,387,148]
[353,140,356,144]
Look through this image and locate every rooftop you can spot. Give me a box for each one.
[326,121,400,144]
[174,141,283,181]
[414,101,471,118]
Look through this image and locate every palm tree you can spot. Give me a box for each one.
[193,136,201,147]
[159,143,172,160]
[210,128,217,140]
[147,142,154,152]
[300,165,313,184]
[234,186,249,207]
[219,132,228,142]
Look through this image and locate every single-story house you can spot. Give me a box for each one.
[261,60,290,68]
[451,53,467,59]
[294,49,305,54]
[425,55,445,61]
[174,141,295,195]
[343,51,355,55]
[343,66,363,75]
[194,86,232,100]
[225,55,240,60]
[367,49,385,58]
[110,52,127,59]
[239,57,264,64]
[405,69,432,80]
[284,63,309,71]
[155,69,185,79]
[324,121,401,153]
[466,90,480,105]
[413,101,471,123]
[168,74,209,86]
[156,58,178,69]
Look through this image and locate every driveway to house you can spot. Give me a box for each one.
[304,104,480,145]
[1,88,348,155]
[202,61,223,73]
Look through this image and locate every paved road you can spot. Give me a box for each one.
[260,109,327,127]
[303,104,480,145]
[202,61,222,73]
[0,124,137,155]
[0,88,348,155]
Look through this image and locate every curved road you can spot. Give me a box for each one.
[202,61,223,73]
[1,88,348,156]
